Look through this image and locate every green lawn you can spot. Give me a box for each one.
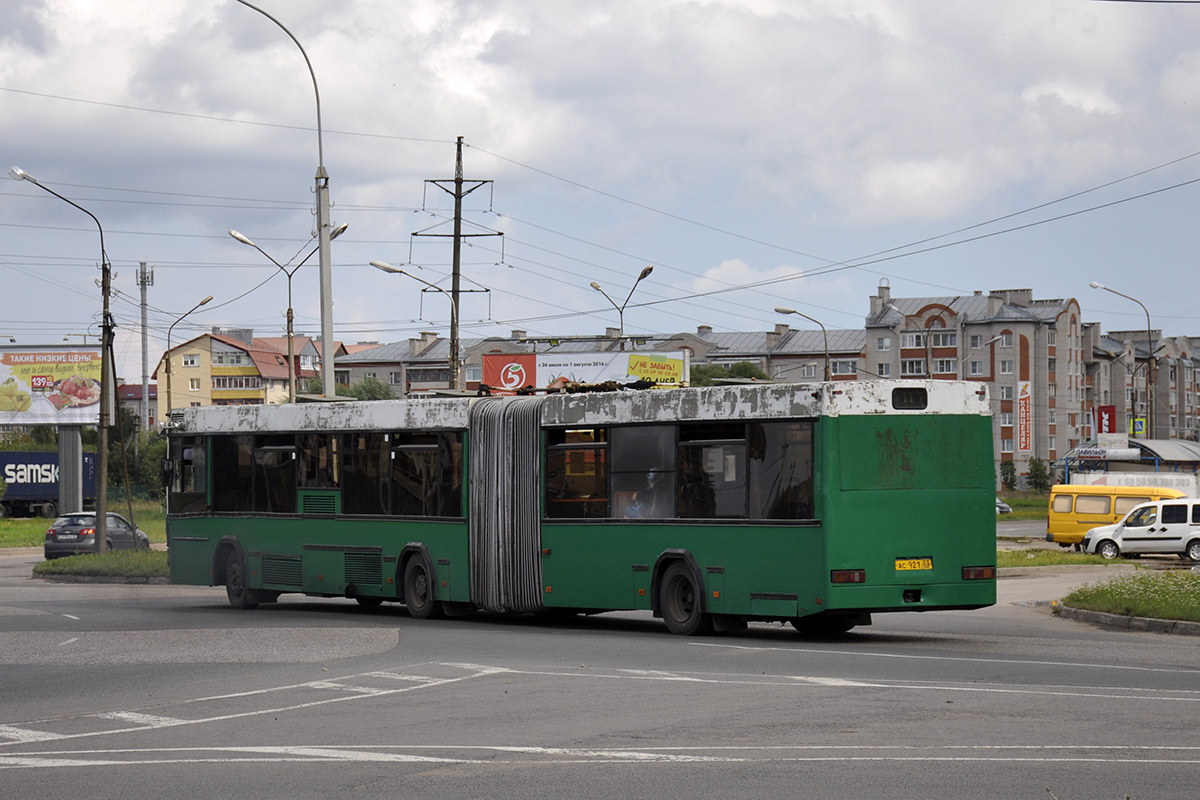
[0,501,165,548]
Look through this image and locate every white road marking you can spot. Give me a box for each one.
[3,744,1200,770]
[57,638,78,647]
[692,641,1200,675]
[0,663,502,750]
[98,712,187,728]
[61,615,80,621]
[0,725,62,743]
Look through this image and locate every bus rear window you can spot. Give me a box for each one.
[892,387,928,410]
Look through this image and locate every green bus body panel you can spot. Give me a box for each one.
[167,516,469,601]
[539,523,827,617]
[821,414,996,610]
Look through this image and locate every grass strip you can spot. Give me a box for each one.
[33,549,168,579]
[1063,570,1200,623]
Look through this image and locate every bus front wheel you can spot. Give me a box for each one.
[224,551,259,610]
[403,558,442,620]
[660,562,712,636]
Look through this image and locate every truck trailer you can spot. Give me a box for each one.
[0,451,97,518]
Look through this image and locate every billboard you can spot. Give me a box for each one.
[482,351,687,394]
[1016,380,1032,452]
[0,346,102,426]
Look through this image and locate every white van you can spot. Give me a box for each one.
[1081,498,1200,561]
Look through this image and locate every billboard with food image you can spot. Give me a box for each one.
[0,346,102,426]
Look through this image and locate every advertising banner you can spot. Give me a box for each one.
[1016,380,1032,452]
[482,351,686,394]
[1096,405,1118,434]
[0,346,102,426]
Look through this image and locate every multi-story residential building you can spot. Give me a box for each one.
[154,330,296,418]
[865,283,1086,481]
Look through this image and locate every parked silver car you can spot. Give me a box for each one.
[1081,498,1200,561]
[44,512,150,559]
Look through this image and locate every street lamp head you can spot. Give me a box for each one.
[589,282,603,292]
[228,230,256,247]
[330,222,349,240]
[199,295,213,306]
[370,260,404,275]
[1089,281,1104,290]
[775,306,796,315]
[637,265,654,281]
[8,166,30,181]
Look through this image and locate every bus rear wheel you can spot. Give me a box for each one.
[660,562,712,636]
[403,558,442,620]
[224,551,259,610]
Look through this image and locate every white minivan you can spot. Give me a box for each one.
[1081,498,1200,561]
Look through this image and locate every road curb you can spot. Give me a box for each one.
[1052,603,1200,637]
[35,574,171,585]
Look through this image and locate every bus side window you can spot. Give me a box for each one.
[545,428,609,519]
[749,421,814,520]
[168,436,209,514]
[677,423,747,520]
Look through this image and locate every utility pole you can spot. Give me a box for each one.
[136,262,154,454]
[414,137,500,390]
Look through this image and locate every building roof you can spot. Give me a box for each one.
[774,329,865,356]
[117,383,157,400]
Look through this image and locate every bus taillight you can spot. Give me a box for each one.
[831,569,866,584]
[962,566,995,580]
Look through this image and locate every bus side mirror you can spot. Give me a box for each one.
[161,458,174,486]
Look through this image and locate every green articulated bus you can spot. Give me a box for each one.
[164,379,996,635]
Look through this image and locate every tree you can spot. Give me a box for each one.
[999,460,1016,491]
[690,361,770,387]
[344,376,394,400]
[1026,457,1051,493]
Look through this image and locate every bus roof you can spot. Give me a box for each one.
[169,380,988,435]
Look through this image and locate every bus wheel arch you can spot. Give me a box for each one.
[399,545,443,620]
[653,552,712,636]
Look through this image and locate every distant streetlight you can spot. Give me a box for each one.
[231,224,347,402]
[165,295,214,416]
[233,0,336,396]
[960,335,1002,379]
[886,302,931,378]
[1090,281,1155,437]
[371,260,461,389]
[590,266,653,349]
[9,164,113,554]
[775,307,831,381]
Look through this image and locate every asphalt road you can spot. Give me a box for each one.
[1,550,1198,799]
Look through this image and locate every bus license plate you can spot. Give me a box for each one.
[895,558,932,571]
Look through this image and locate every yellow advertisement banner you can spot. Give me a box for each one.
[626,354,684,385]
[0,347,102,425]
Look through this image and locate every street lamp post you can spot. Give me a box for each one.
[775,307,831,381]
[960,335,1002,379]
[231,225,346,402]
[165,295,214,416]
[590,266,654,350]
[371,261,461,390]
[9,165,113,554]
[1090,281,1154,437]
[234,0,336,397]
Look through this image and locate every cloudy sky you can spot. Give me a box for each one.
[3,0,1200,381]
